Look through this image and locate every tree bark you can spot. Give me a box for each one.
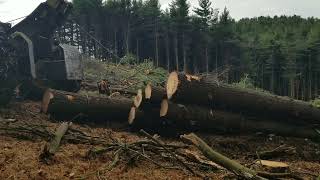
[166,72,320,125]
[136,38,139,62]
[40,122,71,161]
[161,100,319,139]
[42,89,132,122]
[114,29,118,57]
[308,54,312,100]
[174,33,179,71]
[126,21,130,54]
[315,72,318,98]
[165,30,170,71]
[183,32,187,73]
[155,24,159,67]
[205,46,209,74]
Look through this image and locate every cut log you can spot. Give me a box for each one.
[181,134,301,180]
[129,84,166,129]
[42,89,132,121]
[160,99,319,139]
[40,122,71,161]
[181,133,266,180]
[166,72,320,125]
[257,160,289,173]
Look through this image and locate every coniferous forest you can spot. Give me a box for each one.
[56,0,320,101]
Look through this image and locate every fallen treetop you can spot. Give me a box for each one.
[166,72,320,125]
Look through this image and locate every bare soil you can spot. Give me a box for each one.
[0,101,319,180]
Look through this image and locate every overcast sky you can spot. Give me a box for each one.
[0,0,319,24]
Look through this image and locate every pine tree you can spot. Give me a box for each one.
[170,0,190,72]
[194,0,215,73]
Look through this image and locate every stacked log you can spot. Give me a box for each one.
[128,84,168,133]
[166,72,320,125]
[41,72,320,139]
[160,99,319,139]
[42,89,132,122]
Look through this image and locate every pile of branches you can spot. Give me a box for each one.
[0,119,222,178]
[1,119,311,179]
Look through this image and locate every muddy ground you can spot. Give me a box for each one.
[0,101,319,180]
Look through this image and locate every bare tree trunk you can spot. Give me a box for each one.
[308,54,312,100]
[296,79,300,99]
[315,72,318,98]
[215,44,218,76]
[136,39,139,63]
[205,46,209,75]
[270,49,275,93]
[126,21,130,54]
[290,78,295,98]
[154,23,159,67]
[114,29,118,57]
[303,73,306,100]
[183,32,187,73]
[165,30,170,71]
[174,33,179,71]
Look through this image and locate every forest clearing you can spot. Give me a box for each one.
[1,60,320,179]
[1,0,320,179]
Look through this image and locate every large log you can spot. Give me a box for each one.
[166,72,320,125]
[160,99,319,139]
[42,89,132,122]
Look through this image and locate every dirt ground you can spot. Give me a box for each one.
[0,101,319,180]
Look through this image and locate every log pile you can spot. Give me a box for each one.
[41,72,320,139]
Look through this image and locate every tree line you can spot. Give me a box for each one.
[55,0,320,101]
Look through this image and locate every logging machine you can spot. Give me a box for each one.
[0,0,83,106]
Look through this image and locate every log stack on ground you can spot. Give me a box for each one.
[166,71,320,125]
[160,99,319,139]
[41,72,320,139]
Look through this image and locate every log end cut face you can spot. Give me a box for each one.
[133,89,143,108]
[145,83,152,99]
[166,72,179,99]
[42,89,54,113]
[128,107,136,125]
[160,99,169,117]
